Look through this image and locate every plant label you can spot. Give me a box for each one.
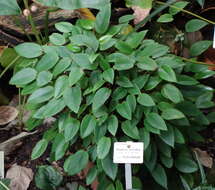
[113,142,144,164]
[213,25,215,49]
[0,151,4,178]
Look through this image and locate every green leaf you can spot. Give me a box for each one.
[64,150,89,176]
[119,14,134,23]
[196,0,205,8]
[103,68,114,84]
[145,113,167,130]
[97,137,111,159]
[53,57,71,77]
[145,76,161,90]
[28,86,54,104]
[64,118,80,142]
[42,98,66,118]
[37,0,110,10]
[139,128,150,149]
[151,164,167,189]
[126,0,152,8]
[160,155,173,168]
[102,154,118,180]
[196,92,214,109]
[86,167,97,185]
[80,114,97,138]
[121,120,140,140]
[109,53,135,71]
[54,75,68,98]
[0,0,21,15]
[107,115,118,136]
[137,56,157,71]
[126,95,136,113]
[175,157,198,173]
[158,65,177,82]
[116,101,132,120]
[70,35,99,52]
[63,86,82,113]
[160,125,175,147]
[169,1,189,15]
[77,19,95,30]
[176,75,198,86]
[161,108,185,120]
[49,33,66,45]
[92,88,111,110]
[31,139,48,160]
[55,137,69,161]
[161,84,183,103]
[115,41,133,54]
[95,4,111,34]
[157,14,173,23]
[69,66,84,86]
[72,53,96,70]
[10,68,37,86]
[15,43,43,58]
[174,128,185,144]
[36,52,59,72]
[116,76,133,88]
[37,71,53,87]
[190,40,212,57]
[126,31,148,49]
[55,22,74,33]
[185,19,208,32]
[137,93,155,107]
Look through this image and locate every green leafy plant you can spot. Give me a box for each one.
[35,165,63,190]
[9,4,215,189]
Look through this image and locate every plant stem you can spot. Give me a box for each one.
[181,57,214,66]
[135,0,177,30]
[0,181,10,190]
[0,56,20,79]
[23,0,43,44]
[44,8,59,43]
[156,1,215,25]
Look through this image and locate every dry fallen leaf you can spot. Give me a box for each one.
[132,6,151,25]
[204,48,215,70]
[6,164,34,190]
[193,148,213,168]
[0,131,37,155]
[0,106,19,126]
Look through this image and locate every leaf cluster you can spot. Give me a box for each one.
[9,6,215,189]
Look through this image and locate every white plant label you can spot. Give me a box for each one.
[213,25,215,49]
[113,142,144,164]
[0,151,4,178]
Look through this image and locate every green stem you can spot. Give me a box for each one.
[156,1,215,25]
[23,0,42,44]
[0,56,20,79]
[181,57,214,66]
[44,10,50,43]
[44,8,59,43]
[0,181,10,190]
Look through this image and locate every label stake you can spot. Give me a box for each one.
[0,151,4,179]
[125,163,132,190]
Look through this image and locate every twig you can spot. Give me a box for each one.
[181,57,214,66]
[156,1,215,25]
[0,56,20,79]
